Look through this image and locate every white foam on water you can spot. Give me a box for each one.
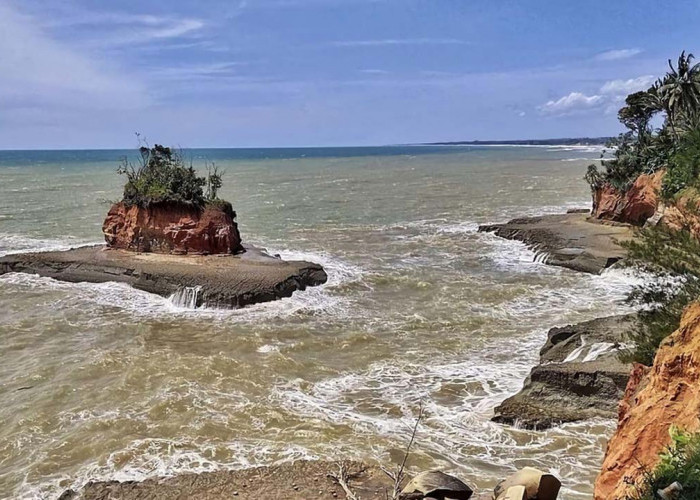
[582,342,616,362]
[19,437,319,499]
[169,285,203,309]
[270,326,615,498]
[2,211,645,500]
[0,245,366,324]
[0,232,100,257]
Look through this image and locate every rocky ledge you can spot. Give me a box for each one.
[478,211,635,274]
[59,461,388,500]
[0,245,327,309]
[493,314,637,429]
[58,460,562,500]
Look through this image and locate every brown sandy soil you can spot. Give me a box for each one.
[58,461,394,500]
[478,212,635,274]
[0,244,327,309]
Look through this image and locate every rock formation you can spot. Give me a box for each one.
[591,169,665,225]
[0,245,327,309]
[478,212,634,274]
[493,315,636,429]
[594,302,700,499]
[102,200,243,255]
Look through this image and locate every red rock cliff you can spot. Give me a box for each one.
[102,201,243,255]
[592,169,665,225]
[594,302,700,499]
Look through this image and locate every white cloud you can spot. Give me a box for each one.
[150,62,247,81]
[43,10,205,45]
[594,48,643,61]
[331,38,469,47]
[600,75,656,96]
[359,69,390,75]
[540,92,603,115]
[0,3,149,112]
[540,75,657,116]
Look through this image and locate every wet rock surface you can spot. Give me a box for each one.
[493,314,637,429]
[0,244,327,309]
[478,212,635,274]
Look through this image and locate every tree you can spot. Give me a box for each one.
[657,51,700,139]
[618,90,660,146]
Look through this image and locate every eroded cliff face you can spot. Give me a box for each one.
[102,201,243,255]
[592,170,665,225]
[594,302,700,499]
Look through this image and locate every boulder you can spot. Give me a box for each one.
[594,302,700,499]
[494,468,560,500]
[493,315,636,429]
[591,169,665,225]
[102,200,243,255]
[399,471,473,500]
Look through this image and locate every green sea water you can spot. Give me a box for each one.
[0,145,635,499]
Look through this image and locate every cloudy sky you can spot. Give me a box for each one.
[1,0,699,149]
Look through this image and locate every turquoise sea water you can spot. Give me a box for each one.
[0,145,633,499]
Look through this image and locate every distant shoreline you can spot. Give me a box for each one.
[0,138,612,152]
[422,137,611,146]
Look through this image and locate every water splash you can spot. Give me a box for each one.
[169,286,203,309]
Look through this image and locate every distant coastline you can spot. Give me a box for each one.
[423,137,612,146]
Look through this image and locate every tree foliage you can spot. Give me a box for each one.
[620,224,700,365]
[117,141,225,207]
[586,51,700,195]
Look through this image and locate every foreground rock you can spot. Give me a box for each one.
[493,315,637,429]
[58,461,560,500]
[400,471,473,499]
[495,468,561,500]
[592,170,665,225]
[0,245,327,309]
[59,461,389,500]
[103,200,244,255]
[595,302,700,499]
[478,212,635,274]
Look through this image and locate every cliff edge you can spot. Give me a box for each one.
[594,302,700,499]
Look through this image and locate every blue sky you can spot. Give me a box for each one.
[1,0,699,149]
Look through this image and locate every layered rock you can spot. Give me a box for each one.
[102,201,243,255]
[493,315,636,429]
[591,169,665,225]
[0,245,327,309]
[478,212,634,274]
[594,302,700,499]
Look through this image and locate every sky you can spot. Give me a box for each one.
[1,0,699,149]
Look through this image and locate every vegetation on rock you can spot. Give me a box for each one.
[621,224,700,365]
[118,140,224,207]
[586,51,700,365]
[629,426,700,500]
[586,51,700,197]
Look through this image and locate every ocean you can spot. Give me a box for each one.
[0,145,635,499]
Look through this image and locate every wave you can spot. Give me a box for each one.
[0,232,100,257]
[0,244,365,323]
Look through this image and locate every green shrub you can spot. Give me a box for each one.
[621,225,700,365]
[662,128,700,200]
[117,144,225,207]
[628,426,700,500]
